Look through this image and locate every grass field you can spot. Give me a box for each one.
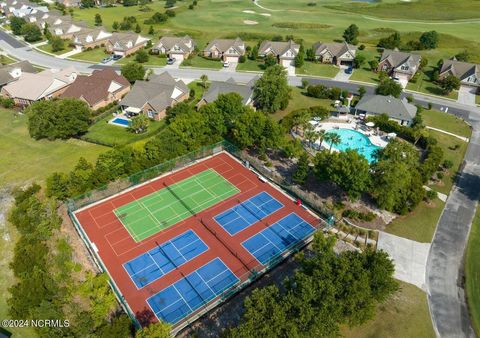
[296,62,339,78]
[422,109,472,138]
[427,130,468,195]
[236,59,264,72]
[115,169,239,241]
[342,281,435,338]
[386,199,445,243]
[71,48,110,63]
[0,110,108,187]
[273,86,334,120]
[466,207,480,336]
[181,56,223,69]
[187,81,206,104]
[37,43,74,56]
[82,115,166,147]
[0,54,18,65]
[116,54,168,66]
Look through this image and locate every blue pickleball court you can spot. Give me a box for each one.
[123,230,208,288]
[147,258,239,324]
[213,192,283,235]
[242,213,315,265]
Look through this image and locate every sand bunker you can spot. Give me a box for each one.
[243,20,259,25]
[261,13,271,16]
[242,10,256,14]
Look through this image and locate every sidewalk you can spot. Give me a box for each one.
[425,126,469,142]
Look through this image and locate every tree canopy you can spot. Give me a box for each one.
[253,65,291,113]
[343,24,359,45]
[121,62,146,82]
[27,98,91,140]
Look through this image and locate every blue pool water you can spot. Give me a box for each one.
[111,117,130,127]
[324,128,381,163]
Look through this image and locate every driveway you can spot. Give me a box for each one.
[220,62,238,72]
[377,232,430,290]
[333,66,351,82]
[164,58,182,69]
[458,85,477,106]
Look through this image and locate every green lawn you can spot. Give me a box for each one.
[187,81,206,104]
[476,94,480,106]
[349,67,379,84]
[406,68,458,100]
[82,115,166,147]
[296,62,339,78]
[0,54,18,65]
[116,54,168,66]
[386,199,445,243]
[342,281,435,338]
[422,109,472,138]
[181,56,223,70]
[37,43,74,56]
[0,110,108,187]
[466,207,480,336]
[71,48,110,63]
[428,130,469,195]
[236,59,264,72]
[273,86,334,120]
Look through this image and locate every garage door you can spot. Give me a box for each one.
[281,59,293,67]
[225,56,238,63]
[171,54,184,61]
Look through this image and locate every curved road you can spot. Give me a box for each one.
[2,29,480,338]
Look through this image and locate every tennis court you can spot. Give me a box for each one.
[242,213,316,265]
[214,192,283,236]
[147,258,239,323]
[114,169,240,242]
[124,230,208,288]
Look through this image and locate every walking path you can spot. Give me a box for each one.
[426,126,470,142]
[424,186,448,202]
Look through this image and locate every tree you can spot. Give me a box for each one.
[328,133,341,153]
[135,23,142,33]
[376,78,402,98]
[81,0,96,7]
[135,49,149,63]
[440,75,460,94]
[253,65,291,113]
[129,114,149,133]
[94,13,102,26]
[10,16,26,35]
[343,24,359,45]
[315,150,371,200]
[305,48,315,61]
[369,59,378,71]
[123,0,138,6]
[50,37,65,52]
[294,44,305,68]
[120,62,146,82]
[21,23,42,42]
[377,32,401,50]
[112,21,119,31]
[419,30,439,49]
[136,322,171,338]
[148,25,154,35]
[293,152,310,185]
[26,98,91,140]
[353,54,365,69]
[358,86,366,98]
[165,0,176,8]
[43,23,52,41]
[264,54,277,68]
[454,50,470,62]
[200,74,208,88]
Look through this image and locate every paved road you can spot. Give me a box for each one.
[2,28,480,338]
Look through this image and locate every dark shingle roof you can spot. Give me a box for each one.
[355,95,417,122]
[0,60,36,86]
[199,77,257,105]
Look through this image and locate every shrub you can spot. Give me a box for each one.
[426,189,438,201]
[443,159,453,169]
[358,44,365,50]
[238,55,246,63]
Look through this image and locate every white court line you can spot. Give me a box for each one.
[192,271,217,297]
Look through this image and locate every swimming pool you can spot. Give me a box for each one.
[111,117,130,127]
[324,128,381,163]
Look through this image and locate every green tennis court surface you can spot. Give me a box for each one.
[114,169,240,242]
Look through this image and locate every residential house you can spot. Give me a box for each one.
[313,41,357,66]
[439,59,480,92]
[72,28,112,51]
[105,32,150,56]
[0,60,36,88]
[119,72,189,120]
[378,49,421,83]
[1,0,44,17]
[355,94,417,126]
[203,38,245,62]
[1,67,78,106]
[60,69,130,110]
[48,20,86,39]
[152,35,195,61]
[55,0,82,7]
[11,3,48,17]
[196,77,257,108]
[258,40,300,68]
